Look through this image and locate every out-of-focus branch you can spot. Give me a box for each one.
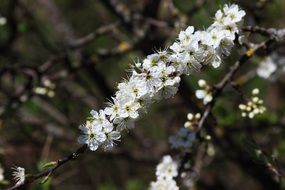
[99,0,135,32]
[6,145,88,190]
[243,26,285,40]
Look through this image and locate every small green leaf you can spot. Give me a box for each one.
[41,161,57,169]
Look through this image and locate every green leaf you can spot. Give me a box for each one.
[41,161,57,169]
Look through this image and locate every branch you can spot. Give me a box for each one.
[178,29,285,187]
[6,145,88,190]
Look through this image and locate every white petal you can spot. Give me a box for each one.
[78,135,88,144]
[79,125,88,134]
[88,141,99,151]
[195,90,206,99]
[185,26,194,35]
[92,125,102,133]
[90,110,98,117]
[109,131,121,140]
[103,123,114,133]
[96,133,106,142]
[204,94,213,104]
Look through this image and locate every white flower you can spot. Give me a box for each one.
[0,16,6,26]
[114,118,135,131]
[196,90,213,104]
[223,4,246,25]
[178,26,194,41]
[118,100,140,119]
[214,10,225,25]
[78,121,106,151]
[12,166,25,185]
[134,71,162,93]
[105,98,120,121]
[152,64,180,99]
[218,37,234,56]
[102,123,121,150]
[150,155,179,190]
[0,164,4,181]
[206,28,225,48]
[156,155,178,180]
[117,77,148,99]
[150,179,179,190]
[90,110,109,125]
[143,51,169,70]
[195,80,213,104]
[257,57,277,78]
[183,52,202,73]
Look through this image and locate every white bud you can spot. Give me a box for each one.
[248,112,255,118]
[195,113,201,119]
[34,87,47,95]
[239,104,246,110]
[184,121,192,128]
[198,79,207,88]
[187,113,193,120]
[241,112,247,117]
[252,88,259,95]
[0,17,6,26]
[252,97,259,103]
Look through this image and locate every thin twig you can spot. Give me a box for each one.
[6,145,88,190]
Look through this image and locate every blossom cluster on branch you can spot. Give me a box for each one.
[78,4,246,152]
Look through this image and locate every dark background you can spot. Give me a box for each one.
[0,0,285,189]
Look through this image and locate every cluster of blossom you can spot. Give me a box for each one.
[239,88,266,118]
[150,155,179,190]
[195,79,213,105]
[12,166,25,185]
[33,79,56,98]
[257,56,277,79]
[184,112,201,131]
[78,4,246,151]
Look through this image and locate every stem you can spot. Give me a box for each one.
[6,145,88,190]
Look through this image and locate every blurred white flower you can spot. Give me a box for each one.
[150,155,179,190]
[156,155,178,180]
[150,178,179,190]
[0,164,4,181]
[0,16,6,26]
[12,166,25,185]
[257,57,277,79]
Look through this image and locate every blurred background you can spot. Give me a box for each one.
[0,0,285,189]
